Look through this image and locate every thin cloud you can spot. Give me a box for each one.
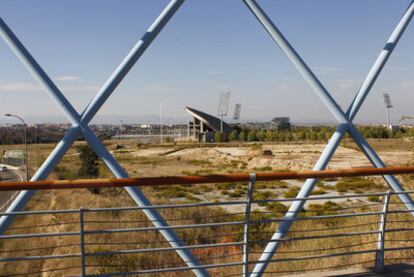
[336,79,361,90]
[62,85,100,92]
[277,81,296,92]
[203,70,224,75]
[56,75,80,81]
[314,67,343,76]
[0,81,98,93]
[140,85,177,92]
[0,81,41,92]
[401,80,414,90]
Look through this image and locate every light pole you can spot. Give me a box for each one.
[4,114,28,181]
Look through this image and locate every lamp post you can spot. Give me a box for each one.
[4,114,28,181]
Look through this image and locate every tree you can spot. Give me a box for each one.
[78,145,100,194]
[247,130,257,142]
[214,131,226,142]
[239,130,247,141]
[228,130,239,141]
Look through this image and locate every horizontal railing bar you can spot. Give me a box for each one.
[85,220,246,235]
[0,231,79,240]
[0,252,80,263]
[89,248,378,276]
[86,241,244,257]
[0,209,79,217]
[254,192,391,203]
[0,166,413,191]
[84,211,381,235]
[88,261,245,276]
[386,227,414,233]
[385,246,414,252]
[251,230,380,243]
[251,249,378,266]
[83,200,246,212]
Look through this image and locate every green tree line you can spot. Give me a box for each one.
[214,126,414,142]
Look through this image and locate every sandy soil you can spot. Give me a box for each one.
[166,143,413,171]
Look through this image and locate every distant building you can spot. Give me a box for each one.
[271,117,291,130]
[388,124,400,132]
[2,150,24,166]
[185,106,232,142]
[242,117,291,130]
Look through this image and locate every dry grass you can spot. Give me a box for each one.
[1,140,414,275]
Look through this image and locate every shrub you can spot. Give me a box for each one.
[267,202,288,214]
[253,166,273,172]
[334,177,384,192]
[247,131,257,142]
[308,201,343,216]
[368,195,381,202]
[284,186,300,198]
[228,130,239,141]
[77,145,100,194]
[239,131,247,141]
[214,131,227,142]
[311,189,326,195]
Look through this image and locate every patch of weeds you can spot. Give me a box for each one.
[307,201,343,216]
[255,191,278,207]
[283,186,300,198]
[311,188,326,195]
[277,181,289,188]
[185,194,200,202]
[267,202,288,214]
[368,195,381,202]
[253,166,273,172]
[316,181,328,189]
[250,144,262,151]
[334,177,384,192]
[155,186,187,198]
[215,183,240,190]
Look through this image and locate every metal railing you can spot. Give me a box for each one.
[1,169,414,276]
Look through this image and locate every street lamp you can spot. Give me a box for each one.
[4,114,28,181]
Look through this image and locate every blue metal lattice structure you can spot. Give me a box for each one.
[1,0,414,276]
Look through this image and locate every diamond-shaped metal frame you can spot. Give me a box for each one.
[243,0,414,275]
[1,0,413,276]
[0,1,209,276]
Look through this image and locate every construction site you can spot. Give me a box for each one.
[1,1,414,276]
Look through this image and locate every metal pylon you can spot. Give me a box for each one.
[242,0,414,275]
[0,1,209,276]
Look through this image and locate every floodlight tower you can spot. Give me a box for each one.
[233,103,241,123]
[217,90,231,132]
[383,93,393,128]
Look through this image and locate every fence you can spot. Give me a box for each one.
[1,169,414,276]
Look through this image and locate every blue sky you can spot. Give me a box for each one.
[0,0,413,124]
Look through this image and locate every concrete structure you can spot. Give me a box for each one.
[185,106,232,142]
[2,150,24,166]
[271,117,291,129]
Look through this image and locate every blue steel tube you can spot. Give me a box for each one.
[0,18,80,125]
[81,0,186,124]
[347,1,414,120]
[347,124,414,208]
[0,2,208,275]
[78,127,209,276]
[242,0,346,124]
[244,0,414,275]
[0,126,80,232]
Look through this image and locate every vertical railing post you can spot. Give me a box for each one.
[243,173,256,277]
[80,207,86,277]
[375,191,391,272]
